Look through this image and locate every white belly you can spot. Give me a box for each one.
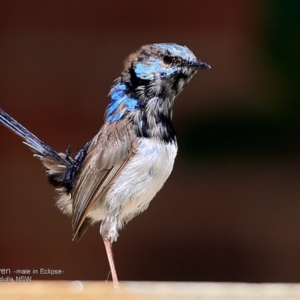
[88,138,177,226]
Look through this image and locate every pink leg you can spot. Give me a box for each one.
[103,237,119,289]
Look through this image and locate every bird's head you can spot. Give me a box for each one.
[122,43,210,101]
[107,43,210,123]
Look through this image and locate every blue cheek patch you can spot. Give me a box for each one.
[135,58,177,79]
[135,63,155,80]
[107,82,139,123]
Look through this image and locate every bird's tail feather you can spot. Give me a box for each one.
[0,109,68,162]
[0,108,72,188]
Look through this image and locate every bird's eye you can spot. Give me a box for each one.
[163,55,172,65]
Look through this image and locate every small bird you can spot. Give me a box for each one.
[0,43,210,288]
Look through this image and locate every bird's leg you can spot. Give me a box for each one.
[100,215,119,289]
[103,237,119,289]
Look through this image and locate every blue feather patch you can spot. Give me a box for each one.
[107,82,139,122]
[135,58,177,79]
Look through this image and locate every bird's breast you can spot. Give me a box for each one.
[104,138,178,224]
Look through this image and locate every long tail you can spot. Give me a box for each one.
[0,108,90,194]
[0,108,69,164]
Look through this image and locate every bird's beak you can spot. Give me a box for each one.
[190,61,211,69]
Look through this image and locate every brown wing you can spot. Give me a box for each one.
[71,120,138,241]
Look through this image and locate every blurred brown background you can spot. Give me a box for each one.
[1,0,300,282]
